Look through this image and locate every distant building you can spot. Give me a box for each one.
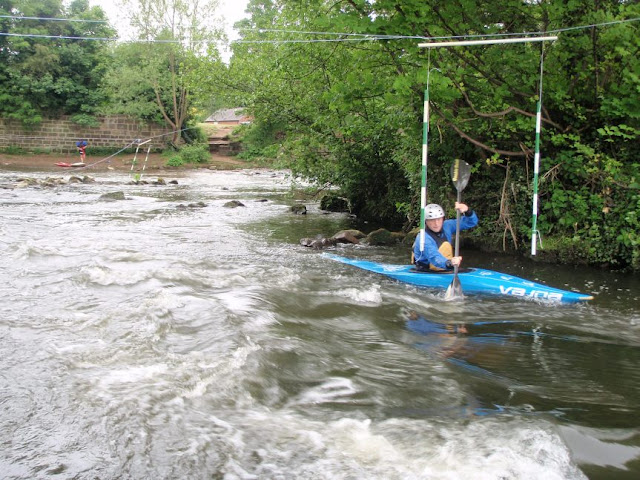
[205,108,249,155]
[205,108,252,126]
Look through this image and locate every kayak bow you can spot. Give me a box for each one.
[323,253,593,304]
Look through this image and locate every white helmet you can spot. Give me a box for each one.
[425,203,445,220]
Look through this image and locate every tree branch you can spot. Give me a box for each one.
[431,104,531,157]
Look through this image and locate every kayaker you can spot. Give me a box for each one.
[412,203,478,271]
[76,140,88,163]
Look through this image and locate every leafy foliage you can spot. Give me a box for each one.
[165,144,211,166]
[0,0,115,125]
[215,0,639,269]
[99,0,224,143]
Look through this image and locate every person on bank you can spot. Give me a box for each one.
[76,140,88,163]
[412,203,478,271]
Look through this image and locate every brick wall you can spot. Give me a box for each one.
[0,115,172,153]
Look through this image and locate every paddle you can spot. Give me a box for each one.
[444,159,471,301]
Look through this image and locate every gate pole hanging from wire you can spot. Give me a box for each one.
[418,35,558,256]
[419,52,432,252]
[531,46,547,255]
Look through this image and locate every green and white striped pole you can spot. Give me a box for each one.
[531,100,542,255]
[531,48,546,255]
[420,63,440,252]
[417,35,557,255]
[419,85,429,252]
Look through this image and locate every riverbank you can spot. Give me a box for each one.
[0,152,251,172]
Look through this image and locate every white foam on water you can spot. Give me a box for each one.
[330,418,403,463]
[397,419,586,480]
[205,411,586,479]
[143,288,187,311]
[289,377,359,406]
[81,263,155,286]
[180,343,262,401]
[336,285,383,305]
[9,239,61,259]
[98,363,169,386]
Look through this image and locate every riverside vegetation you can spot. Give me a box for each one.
[1,0,638,270]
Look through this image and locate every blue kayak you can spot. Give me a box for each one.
[323,253,593,304]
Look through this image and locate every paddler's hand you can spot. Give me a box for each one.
[455,202,469,214]
[450,256,462,267]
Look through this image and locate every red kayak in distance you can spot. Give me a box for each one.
[55,162,86,168]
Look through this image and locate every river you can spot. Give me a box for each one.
[1,167,639,480]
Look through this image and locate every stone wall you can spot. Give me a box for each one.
[0,116,171,153]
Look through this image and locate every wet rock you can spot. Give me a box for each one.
[331,231,360,245]
[320,194,350,212]
[332,231,361,245]
[365,228,405,246]
[176,201,207,210]
[168,180,179,185]
[224,200,245,208]
[300,235,337,249]
[41,177,65,188]
[154,177,166,185]
[404,228,420,245]
[333,229,366,242]
[291,205,307,215]
[99,191,126,201]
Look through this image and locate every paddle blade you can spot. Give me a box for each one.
[450,159,471,192]
[444,274,464,301]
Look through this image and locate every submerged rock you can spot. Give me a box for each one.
[332,229,365,244]
[366,228,405,246]
[320,194,350,212]
[300,236,337,249]
[99,191,126,201]
[291,205,307,215]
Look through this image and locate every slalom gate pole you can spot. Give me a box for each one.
[140,146,151,180]
[130,143,140,177]
[131,139,151,182]
[419,52,433,252]
[420,85,429,252]
[417,34,558,256]
[531,46,547,255]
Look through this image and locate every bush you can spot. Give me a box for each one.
[166,156,185,167]
[70,114,100,127]
[0,146,27,155]
[164,144,210,167]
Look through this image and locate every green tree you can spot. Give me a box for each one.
[101,0,224,143]
[0,0,115,125]
[220,0,639,269]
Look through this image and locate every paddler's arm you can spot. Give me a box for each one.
[456,202,478,230]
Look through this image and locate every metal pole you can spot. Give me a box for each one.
[140,146,151,180]
[130,144,140,177]
[130,139,151,181]
[418,35,557,255]
[418,36,558,48]
[420,85,429,252]
[531,47,546,255]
